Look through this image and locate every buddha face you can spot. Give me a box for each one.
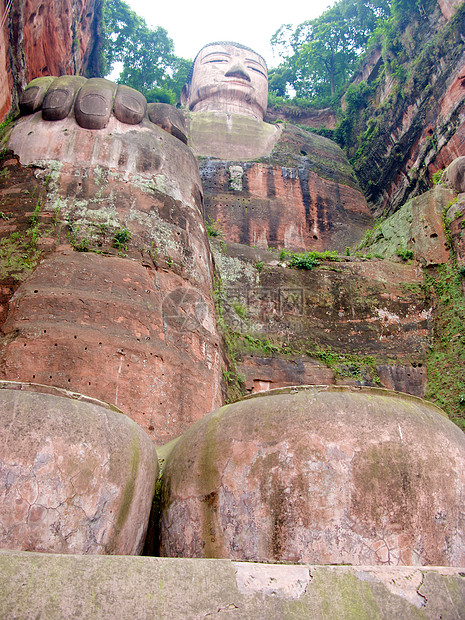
[181,43,268,120]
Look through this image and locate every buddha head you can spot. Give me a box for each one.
[181,42,269,121]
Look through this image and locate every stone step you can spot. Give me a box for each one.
[0,551,464,619]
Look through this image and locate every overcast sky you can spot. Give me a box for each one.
[124,0,336,69]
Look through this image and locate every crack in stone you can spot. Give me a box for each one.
[204,603,239,617]
[416,571,428,608]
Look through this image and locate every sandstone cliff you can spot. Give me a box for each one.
[337,0,465,217]
[0,0,103,121]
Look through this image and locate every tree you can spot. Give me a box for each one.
[270,0,391,102]
[102,0,190,103]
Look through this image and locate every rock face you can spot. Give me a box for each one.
[439,0,465,19]
[445,155,465,192]
[265,105,337,130]
[0,382,157,554]
[341,0,465,216]
[448,192,465,271]
[196,121,372,253]
[362,187,454,266]
[213,239,431,397]
[1,552,465,620]
[0,112,223,444]
[159,386,465,566]
[1,0,102,121]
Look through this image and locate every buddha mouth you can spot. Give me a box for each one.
[223,78,252,86]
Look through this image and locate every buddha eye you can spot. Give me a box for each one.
[206,58,228,64]
[249,66,266,78]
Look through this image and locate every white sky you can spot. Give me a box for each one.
[124,0,336,69]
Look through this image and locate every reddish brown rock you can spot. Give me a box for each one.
[376,364,427,398]
[202,163,371,253]
[1,110,223,444]
[1,0,102,122]
[238,355,336,394]
[212,237,431,400]
[439,0,465,19]
[214,240,431,364]
[200,123,372,253]
[448,193,465,272]
[444,155,465,192]
[0,251,221,443]
[159,386,465,566]
[0,1,11,120]
[0,382,157,554]
[344,5,465,217]
[237,355,427,398]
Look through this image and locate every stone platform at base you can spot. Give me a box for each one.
[0,551,464,619]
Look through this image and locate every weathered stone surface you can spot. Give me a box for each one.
[19,75,56,114]
[448,193,465,271]
[237,356,427,398]
[238,355,336,394]
[0,1,11,121]
[1,0,102,122]
[212,235,430,399]
[445,155,465,192]
[213,240,431,364]
[376,364,427,398]
[75,77,117,129]
[343,3,465,216]
[159,386,465,566]
[199,123,372,253]
[20,76,150,128]
[365,187,454,265]
[187,111,281,160]
[2,109,223,444]
[114,84,147,125]
[181,43,269,121]
[42,75,87,121]
[148,103,188,144]
[0,251,221,443]
[439,0,465,19]
[0,383,157,554]
[1,552,464,620]
[265,105,337,130]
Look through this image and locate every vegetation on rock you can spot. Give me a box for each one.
[425,262,465,430]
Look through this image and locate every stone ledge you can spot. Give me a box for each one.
[0,550,464,619]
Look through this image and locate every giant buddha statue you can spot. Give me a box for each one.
[11,41,372,251]
[0,41,373,446]
[1,76,223,445]
[181,42,269,121]
[3,41,463,573]
[180,41,372,253]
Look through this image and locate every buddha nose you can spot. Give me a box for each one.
[225,63,251,82]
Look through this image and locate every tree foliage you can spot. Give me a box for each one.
[102,0,190,103]
[270,0,391,104]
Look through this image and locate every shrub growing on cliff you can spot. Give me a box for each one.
[396,247,414,261]
[206,217,223,238]
[280,249,340,270]
[112,226,131,251]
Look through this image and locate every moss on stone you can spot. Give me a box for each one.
[424,262,465,430]
[115,434,140,534]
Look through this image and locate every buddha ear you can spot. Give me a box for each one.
[180,84,189,107]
